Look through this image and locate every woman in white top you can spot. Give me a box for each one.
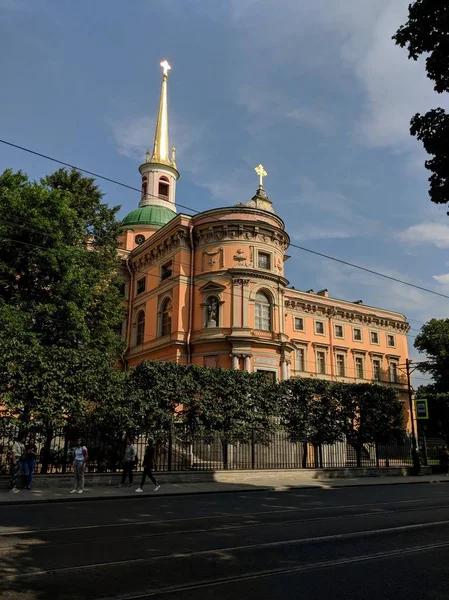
[70,438,88,494]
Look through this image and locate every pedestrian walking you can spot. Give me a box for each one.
[23,437,37,490]
[135,440,160,493]
[10,436,25,493]
[117,438,136,487]
[70,438,88,494]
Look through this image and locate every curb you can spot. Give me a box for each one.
[1,477,448,506]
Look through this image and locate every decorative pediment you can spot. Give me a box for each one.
[199,281,227,294]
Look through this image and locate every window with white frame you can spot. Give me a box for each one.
[257,252,271,270]
[355,356,364,379]
[370,331,379,344]
[315,321,325,335]
[255,291,271,331]
[389,361,398,383]
[296,348,305,372]
[136,310,145,345]
[353,327,362,341]
[136,277,146,295]
[294,317,304,331]
[336,354,346,377]
[334,324,344,338]
[316,350,326,374]
[372,359,381,381]
[387,334,396,347]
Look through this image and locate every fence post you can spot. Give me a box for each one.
[421,430,428,467]
[251,429,256,470]
[167,424,173,472]
[222,439,228,470]
[375,441,379,468]
[62,428,70,474]
[302,441,308,468]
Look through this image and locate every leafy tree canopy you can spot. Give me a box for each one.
[394,1,449,210]
[414,318,449,390]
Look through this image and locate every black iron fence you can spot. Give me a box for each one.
[0,423,415,475]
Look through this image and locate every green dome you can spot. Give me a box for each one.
[122,205,176,227]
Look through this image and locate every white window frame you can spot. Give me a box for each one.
[257,251,272,271]
[294,316,305,332]
[295,348,306,372]
[389,360,399,383]
[372,358,382,382]
[387,334,396,348]
[315,320,325,336]
[370,331,379,345]
[355,355,365,379]
[316,350,327,375]
[255,291,272,331]
[336,353,346,377]
[334,324,344,339]
[353,327,362,342]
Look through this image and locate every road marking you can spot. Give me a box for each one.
[101,541,449,599]
[2,502,449,550]
[4,518,449,579]
[0,496,440,537]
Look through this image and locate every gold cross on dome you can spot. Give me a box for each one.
[160,60,171,76]
[255,164,267,187]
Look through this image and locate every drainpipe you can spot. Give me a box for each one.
[328,311,335,379]
[124,256,134,369]
[186,224,194,364]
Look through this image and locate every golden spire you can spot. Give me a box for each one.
[150,60,176,167]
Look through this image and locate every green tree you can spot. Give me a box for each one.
[416,384,449,442]
[414,318,449,391]
[183,368,279,467]
[336,383,405,467]
[394,2,449,210]
[0,168,125,469]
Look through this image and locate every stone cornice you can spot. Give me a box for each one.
[229,268,289,287]
[191,206,286,231]
[284,297,409,333]
[193,221,290,253]
[129,227,190,274]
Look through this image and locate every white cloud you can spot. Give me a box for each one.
[433,273,449,286]
[398,223,449,249]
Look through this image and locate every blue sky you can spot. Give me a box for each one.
[1,0,449,374]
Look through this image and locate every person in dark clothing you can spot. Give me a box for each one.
[23,437,37,490]
[135,440,160,492]
[117,438,136,487]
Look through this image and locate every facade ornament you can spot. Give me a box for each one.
[233,249,247,262]
[255,164,267,188]
[206,297,218,327]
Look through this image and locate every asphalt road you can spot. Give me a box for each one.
[1,483,449,600]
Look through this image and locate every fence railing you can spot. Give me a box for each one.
[0,424,415,475]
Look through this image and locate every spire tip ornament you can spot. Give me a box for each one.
[160,60,171,77]
[255,164,267,188]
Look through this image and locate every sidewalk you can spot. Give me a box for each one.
[1,474,448,505]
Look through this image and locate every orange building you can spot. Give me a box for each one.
[119,62,410,418]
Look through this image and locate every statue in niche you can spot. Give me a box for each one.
[207,297,218,327]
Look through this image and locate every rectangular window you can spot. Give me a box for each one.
[372,359,381,381]
[255,303,271,331]
[296,348,305,372]
[334,324,344,338]
[315,321,325,335]
[136,278,146,295]
[258,252,271,270]
[317,351,326,375]
[355,356,364,379]
[387,334,395,347]
[161,261,173,281]
[371,331,379,344]
[336,354,346,377]
[389,362,398,383]
[294,317,304,331]
[353,328,362,341]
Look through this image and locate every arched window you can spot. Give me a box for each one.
[161,298,172,337]
[141,177,148,200]
[136,311,145,345]
[205,296,219,327]
[255,291,271,331]
[158,176,169,199]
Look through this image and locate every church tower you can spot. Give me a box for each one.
[122,61,179,242]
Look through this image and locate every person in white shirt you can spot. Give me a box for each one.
[70,438,88,495]
[10,436,25,493]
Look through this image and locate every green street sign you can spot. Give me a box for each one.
[415,399,429,420]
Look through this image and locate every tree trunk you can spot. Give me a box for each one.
[302,441,308,469]
[222,439,228,470]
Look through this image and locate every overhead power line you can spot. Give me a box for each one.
[1,138,449,302]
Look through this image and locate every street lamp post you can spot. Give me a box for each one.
[405,359,421,475]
